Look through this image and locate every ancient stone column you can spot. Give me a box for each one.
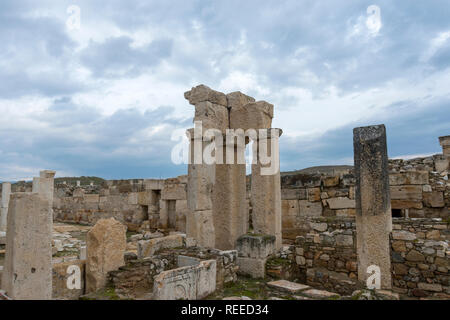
[32,170,56,220]
[251,128,283,250]
[86,218,126,293]
[212,133,248,250]
[353,124,392,289]
[439,135,450,157]
[1,193,52,299]
[0,182,11,232]
[186,128,216,248]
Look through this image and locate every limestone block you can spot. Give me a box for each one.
[281,188,307,200]
[423,192,445,208]
[0,182,11,231]
[391,200,423,209]
[184,84,227,106]
[236,234,276,259]
[335,234,354,247]
[128,192,139,205]
[323,176,340,187]
[144,179,164,191]
[353,125,392,290]
[307,187,321,202]
[390,185,423,201]
[389,171,429,186]
[137,191,151,205]
[282,200,299,216]
[267,280,310,294]
[177,255,201,268]
[175,200,188,233]
[298,200,323,216]
[435,158,449,173]
[230,101,273,131]
[52,260,85,300]
[226,91,255,109]
[236,257,266,279]
[193,101,229,132]
[186,210,215,248]
[213,161,248,250]
[1,193,52,300]
[86,218,126,293]
[326,197,356,209]
[392,230,416,241]
[439,135,450,157]
[137,234,185,258]
[161,183,186,200]
[153,260,216,300]
[196,260,217,299]
[83,194,99,203]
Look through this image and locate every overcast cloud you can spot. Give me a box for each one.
[0,0,449,180]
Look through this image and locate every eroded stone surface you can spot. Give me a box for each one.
[86,218,126,293]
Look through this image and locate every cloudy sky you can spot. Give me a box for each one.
[0,0,449,181]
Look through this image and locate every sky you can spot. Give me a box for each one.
[0,0,449,181]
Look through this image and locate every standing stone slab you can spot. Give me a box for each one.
[213,137,248,250]
[153,260,216,300]
[33,170,56,220]
[353,125,392,289]
[86,218,126,293]
[251,129,283,249]
[1,193,52,299]
[0,182,11,232]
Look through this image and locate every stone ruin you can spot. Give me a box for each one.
[0,85,448,300]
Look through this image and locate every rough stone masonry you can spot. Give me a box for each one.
[353,124,392,289]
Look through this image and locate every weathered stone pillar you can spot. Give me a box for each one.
[439,135,450,157]
[32,170,56,220]
[186,128,215,248]
[213,133,248,250]
[353,124,392,289]
[86,218,126,293]
[1,193,52,299]
[0,182,11,232]
[251,129,283,250]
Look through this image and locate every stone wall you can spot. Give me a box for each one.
[279,155,449,241]
[292,216,449,297]
[52,176,187,232]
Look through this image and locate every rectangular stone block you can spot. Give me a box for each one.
[161,183,186,200]
[177,255,201,268]
[353,125,392,290]
[390,185,423,201]
[236,234,276,259]
[153,260,216,300]
[1,193,52,300]
[83,194,99,203]
[423,192,445,208]
[389,171,429,186]
[230,101,273,131]
[52,260,85,300]
[299,200,323,217]
[137,234,185,258]
[326,197,356,209]
[0,182,11,232]
[236,257,266,279]
[281,188,307,200]
[186,210,215,248]
[391,200,423,209]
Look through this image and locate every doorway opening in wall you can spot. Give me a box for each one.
[391,209,402,218]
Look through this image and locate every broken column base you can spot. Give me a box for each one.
[235,234,276,279]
